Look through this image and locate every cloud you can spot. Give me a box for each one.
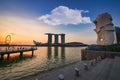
[38,6,91,26]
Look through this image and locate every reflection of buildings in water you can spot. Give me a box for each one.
[54,47,59,63]
[61,47,65,59]
[54,47,65,59]
[61,47,65,63]
[54,47,58,58]
[47,47,52,59]
[47,47,66,63]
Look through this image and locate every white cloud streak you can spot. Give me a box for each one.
[38,6,91,25]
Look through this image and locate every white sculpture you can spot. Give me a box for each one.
[94,13,114,45]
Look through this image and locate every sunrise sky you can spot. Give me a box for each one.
[0,0,120,45]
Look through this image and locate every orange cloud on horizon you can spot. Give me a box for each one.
[0,15,51,44]
[0,14,96,45]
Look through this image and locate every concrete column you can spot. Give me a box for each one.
[7,53,10,60]
[20,51,23,57]
[61,34,65,45]
[54,34,59,45]
[46,33,52,45]
[0,54,4,60]
[32,50,34,56]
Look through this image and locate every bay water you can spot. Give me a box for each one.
[0,46,86,80]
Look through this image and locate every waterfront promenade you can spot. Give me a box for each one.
[20,57,120,80]
[0,46,37,60]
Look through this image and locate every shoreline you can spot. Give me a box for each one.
[19,60,81,80]
[19,57,120,80]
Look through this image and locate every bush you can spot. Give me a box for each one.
[106,45,120,52]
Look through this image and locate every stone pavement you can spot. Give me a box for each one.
[20,57,120,80]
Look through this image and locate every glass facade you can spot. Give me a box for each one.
[115,26,120,44]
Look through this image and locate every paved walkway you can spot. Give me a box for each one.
[20,57,120,80]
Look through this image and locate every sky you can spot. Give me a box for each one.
[0,0,120,45]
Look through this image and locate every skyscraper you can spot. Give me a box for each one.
[115,26,120,44]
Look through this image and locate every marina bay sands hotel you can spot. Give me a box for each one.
[45,33,65,46]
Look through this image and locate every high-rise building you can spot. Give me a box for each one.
[115,26,120,44]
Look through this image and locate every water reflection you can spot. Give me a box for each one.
[0,54,35,67]
[61,47,65,64]
[0,47,83,80]
[54,47,58,59]
[61,47,65,59]
[47,47,65,62]
[47,47,52,59]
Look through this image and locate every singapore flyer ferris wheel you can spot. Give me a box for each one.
[5,35,11,44]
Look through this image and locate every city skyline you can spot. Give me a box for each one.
[0,0,120,44]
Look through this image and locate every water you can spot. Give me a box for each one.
[0,46,86,80]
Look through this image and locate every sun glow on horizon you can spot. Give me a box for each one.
[0,15,51,44]
[0,14,96,45]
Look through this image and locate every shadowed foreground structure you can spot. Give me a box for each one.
[20,57,120,80]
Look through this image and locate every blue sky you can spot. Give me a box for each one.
[0,0,120,44]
